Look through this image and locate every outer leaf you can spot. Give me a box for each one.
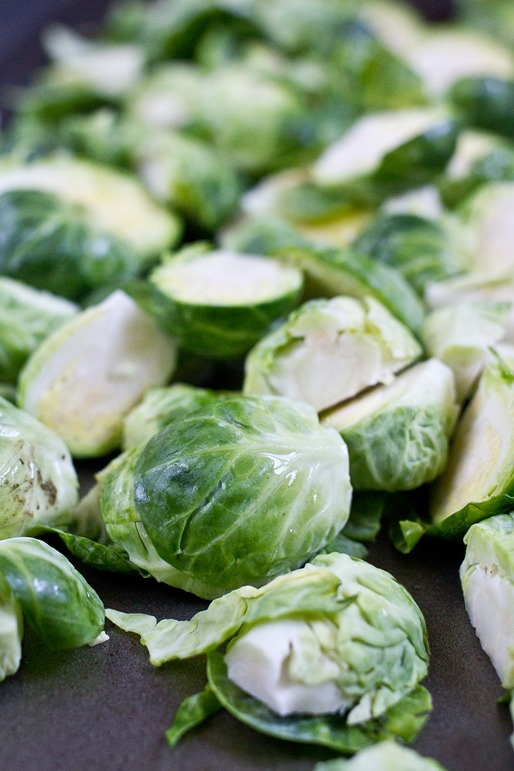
[166,686,221,747]
[206,651,431,751]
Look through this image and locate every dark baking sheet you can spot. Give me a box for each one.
[0,1,513,769]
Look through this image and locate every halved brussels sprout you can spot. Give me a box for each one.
[0,155,181,260]
[243,296,422,412]
[0,573,23,682]
[0,537,105,649]
[450,76,514,137]
[314,739,447,771]
[145,246,304,358]
[458,182,514,277]
[129,395,352,594]
[312,109,457,190]
[404,29,514,99]
[18,290,177,458]
[322,359,458,491]
[107,552,430,749]
[0,190,143,300]
[0,277,77,382]
[353,212,465,295]
[42,24,145,99]
[125,62,203,131]
[122,383,228,450]
[422,300,511,402]
[0,395,78,540]
[429,356,514,536]
[460,513,514,690]
[425,269,514,342]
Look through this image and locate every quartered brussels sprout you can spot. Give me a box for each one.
[107,552,430,750]
[322,359,458,491]
[0,155,181,261]
[0,537,105,650]
[101,395,352,597]
[311,108,457,191]
[0,277,77,383]
[145,246,304,358]
[243,296,422,412]
[0,396,78,540]
[422,300,511,402]
[461,513,514,691]
[403,29,514,99]
[0,573,23,682]
[429,356,514,536]
[18,290,177,458]
[314,740,447,771]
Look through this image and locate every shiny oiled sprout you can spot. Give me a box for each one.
[243,295,422,412]
[0,395,78,540]
[18,290,177,458]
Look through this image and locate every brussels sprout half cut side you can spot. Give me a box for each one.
[243,295,422,412]
[429,357,514,536]
[148,247,304,358]
[18,290,177,458]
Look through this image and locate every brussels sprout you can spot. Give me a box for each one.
[429,357,514,536]
[356,2,424,59]
[0,155,182,260]
[0,537,105,649]
[458,182,514,277]
[127,395,351,595]
[422,301,511,402]
[353,213,465,295]
[0,573,23,682]
[0,396,78,540]
[314,739,447,770]
[322,359,458,491]
[107,552,430,749]
[122,383,228,450]
[126,62,204,131]
[18,290,177,458]
[0,277,77,382]
[381,184,444,220]
[404,29,514,99]
[450,76,514,137]
[134,130,241,231]
[0,190,143,300]
[311,109,457,190]
[460,513,514,690]
[221,217,426,335]
[243,296,422,412]
[144,246,303,358]
[425,271,514,343]
[336,23,426,112]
